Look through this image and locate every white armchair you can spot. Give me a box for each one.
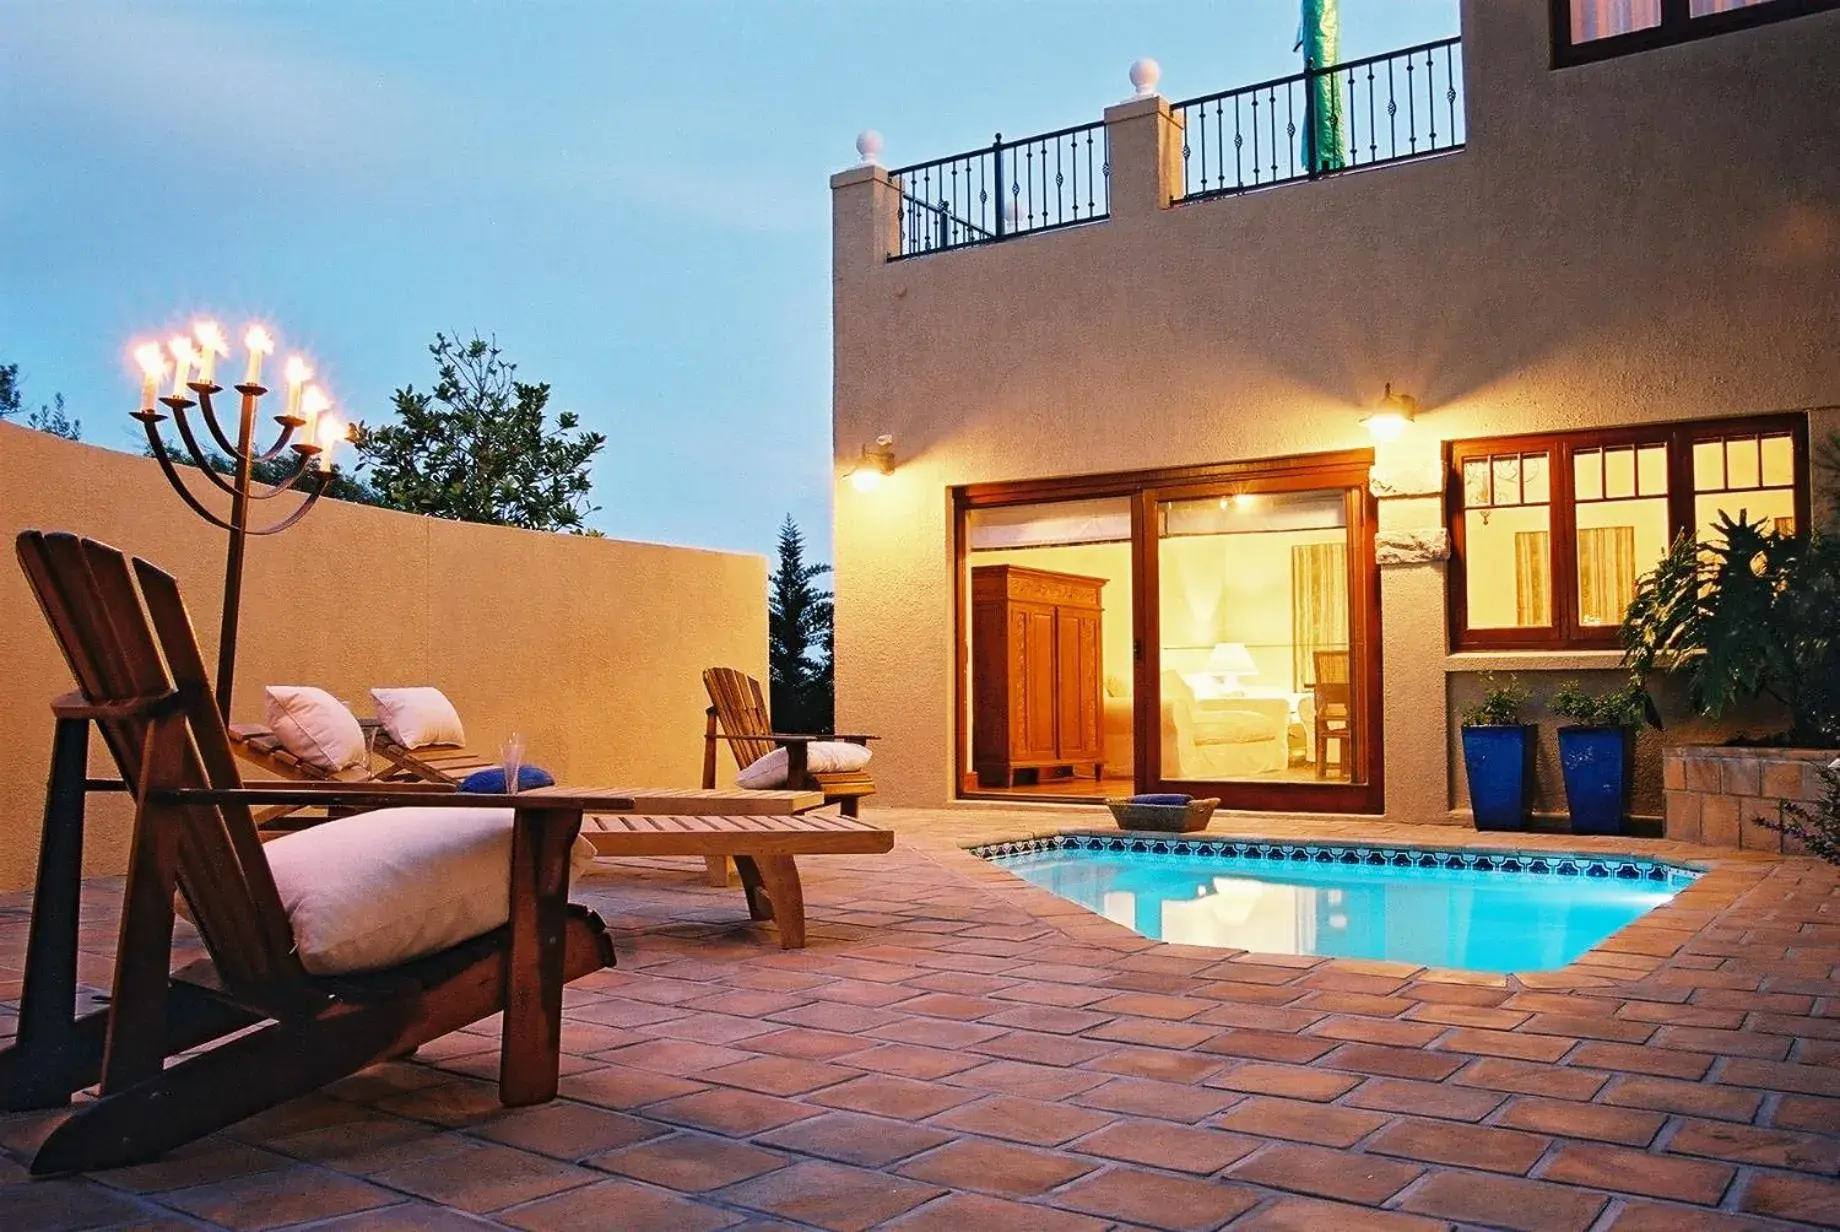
[1160,670,1290,780]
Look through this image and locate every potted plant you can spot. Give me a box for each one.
[1461,673,1533,831]
[1548,679,1658,835]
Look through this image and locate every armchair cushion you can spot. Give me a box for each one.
[265,686,366,774]
[736,741,873,789]
[262,806,596,975]
[371,686,466,750]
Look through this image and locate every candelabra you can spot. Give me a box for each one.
[134,353,335,717]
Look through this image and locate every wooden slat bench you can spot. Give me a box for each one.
[569,808,895,948]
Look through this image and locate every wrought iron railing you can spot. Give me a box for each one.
[1176,37,1464,202]
[890,122,1110,259]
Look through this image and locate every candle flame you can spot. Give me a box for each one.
[133,343,167,378]
[285,355,313,386]
[168,335,198,365]
[301,385,330,416]
[316,414,346,449]
[244,325,275,356]
[192,320,229,356]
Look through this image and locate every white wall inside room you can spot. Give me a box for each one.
[1158,527,1347,690]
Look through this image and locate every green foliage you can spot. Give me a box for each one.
[1462,673,1529,727]
[0,362,81,441]
[1622,514,1840,747]
[768,516,834,733]
[354,333,605,533]
[1549,678,1658,729]
[1756,760,1840,866]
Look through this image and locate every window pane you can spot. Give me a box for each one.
[1576,496,1668,627]
[1725,437,1760,490]
[1697,491,1796,545]
[1574,450,1603,502]
[1571,0,1662,41]
[1466,506,1551,628]
[1463,460,1491,509]
[1761,435,1795,487]
[1691,0,1771,14]
[1522,454,1550,504]
[1492,456,1523,506]
[1604,447,1636,500]
[1693,440,1725,490]
[1637,445,1668,495]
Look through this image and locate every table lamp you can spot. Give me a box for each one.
[1206,642,1258,695]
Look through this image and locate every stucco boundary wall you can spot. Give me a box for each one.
[828,0,1840,820]
[0,421,768,891]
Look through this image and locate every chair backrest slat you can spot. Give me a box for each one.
[16,532,306,999]
[703,667,776,770]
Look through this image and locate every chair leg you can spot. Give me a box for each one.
[31,1008,404,1176]
[501,807,578,1107]
[837,794,859,819]
[732,855,806,949]
[704,856,730,888]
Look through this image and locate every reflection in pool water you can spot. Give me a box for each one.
[999,849,1681,973]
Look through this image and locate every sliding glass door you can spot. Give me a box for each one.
[954,451,1382,813]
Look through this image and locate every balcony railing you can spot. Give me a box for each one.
[890,123,1111,260]
[1176,37,1465,202]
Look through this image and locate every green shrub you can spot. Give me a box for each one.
[1462,673,1529,727]
[1757,761,1840,866]
[1549,678,1657,729]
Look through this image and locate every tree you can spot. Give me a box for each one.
[0,361,81,441]
[768,516,834,733]
[354,333,605,532]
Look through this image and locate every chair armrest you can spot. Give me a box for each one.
[831,733,878,744]
[711,732,878,744]
[152,786,637,813]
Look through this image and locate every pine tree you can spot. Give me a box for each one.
[768,516,834,733]
[0,362,81,441]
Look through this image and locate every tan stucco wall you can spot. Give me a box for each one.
[0,422,767,891]
[831,0,1840,819]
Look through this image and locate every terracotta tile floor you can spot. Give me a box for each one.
[2,807,1837,1230]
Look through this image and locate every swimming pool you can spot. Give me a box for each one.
[974,834,1699,974]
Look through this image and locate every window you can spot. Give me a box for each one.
[1552,0,1838,65]
[1448,415,1808,650]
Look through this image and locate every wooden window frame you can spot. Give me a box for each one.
[1446,413,1810,652]
[1551,0,1840,68]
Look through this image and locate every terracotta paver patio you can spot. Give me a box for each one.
[2,807,1837,1230]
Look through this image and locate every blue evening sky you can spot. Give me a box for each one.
[1,1,1458,562]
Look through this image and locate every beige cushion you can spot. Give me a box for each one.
[1192,710,1282,746]
[371,686,466,750]
[736,741,873,789]
[263,806,596,975]
[265,686,366,773]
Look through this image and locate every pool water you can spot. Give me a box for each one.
[980,837,1694,974]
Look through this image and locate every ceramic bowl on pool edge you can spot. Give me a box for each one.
[1106,797,1219,833]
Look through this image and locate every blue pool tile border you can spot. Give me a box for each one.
[968,832,1703,891]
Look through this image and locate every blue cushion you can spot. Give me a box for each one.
[1128,793,1192,805]
[459,765,556,794]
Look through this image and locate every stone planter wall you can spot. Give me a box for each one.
[1663,745,1834,852]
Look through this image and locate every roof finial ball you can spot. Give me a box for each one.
[855,130,885,168]
[1128,58,1161,100]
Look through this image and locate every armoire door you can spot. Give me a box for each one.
[1010,604,1059,762]
[1056,608,1102,760]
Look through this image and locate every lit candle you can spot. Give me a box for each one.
[192,320,228,385]
[315,413,345,470]
[300,384,329,448]
[243,325,274,385]
[167,336,198,396]
[133,343,167,411]
[283,356,312,419]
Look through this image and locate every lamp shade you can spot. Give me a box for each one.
[1206,642,1258,676]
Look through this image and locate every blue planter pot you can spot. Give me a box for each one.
[1462,724,1533,831]
[1558,725,1633,835]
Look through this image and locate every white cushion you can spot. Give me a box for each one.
[265,686,366,773]
[371,686,466,750]
[735,741,872,789]
[262,807,597,975]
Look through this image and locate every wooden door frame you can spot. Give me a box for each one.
[952,448,1383,812]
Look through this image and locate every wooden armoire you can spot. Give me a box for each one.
[971,564,1106,787]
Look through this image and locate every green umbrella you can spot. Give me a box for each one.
[1296,0,1346,173]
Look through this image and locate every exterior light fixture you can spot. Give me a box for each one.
[848,434,896,493]
[1364,383,1419,443]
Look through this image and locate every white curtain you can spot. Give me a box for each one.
[1570,0,1661,40]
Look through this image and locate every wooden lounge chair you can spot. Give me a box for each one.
[703,667,878,817]
[3,531,632,1174]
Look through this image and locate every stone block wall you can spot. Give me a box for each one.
[1663,746,1834,853]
